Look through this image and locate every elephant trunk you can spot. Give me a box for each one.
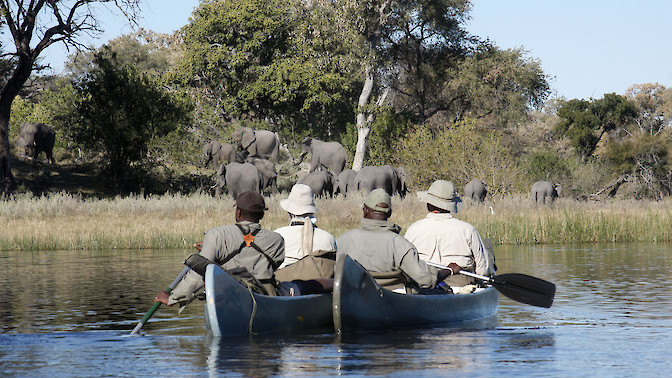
[294,152,307,166]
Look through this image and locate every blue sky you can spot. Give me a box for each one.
[39,0,672,102]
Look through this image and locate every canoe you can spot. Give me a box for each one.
[332,255,499,333]
[203,264,333,337]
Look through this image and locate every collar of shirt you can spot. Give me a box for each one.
[426,212,455,220]
[360,218,401,234]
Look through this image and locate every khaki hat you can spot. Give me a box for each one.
[235,191,267,213]
[364,188,392,213]
[280,184,318,215]
[417,180,459,213]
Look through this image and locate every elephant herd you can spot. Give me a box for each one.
[206,129,411,199]
[206,128,562,204]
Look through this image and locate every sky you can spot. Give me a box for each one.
[38,0,672,102]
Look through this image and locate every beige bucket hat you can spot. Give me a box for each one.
[280,184,318,215]
[417,180,459,213]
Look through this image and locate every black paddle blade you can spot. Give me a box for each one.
[490,273,556,308]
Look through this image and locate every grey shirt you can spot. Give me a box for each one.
[336,218,437,288]
[169,221,285,306]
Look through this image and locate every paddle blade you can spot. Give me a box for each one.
[490,273,556,308]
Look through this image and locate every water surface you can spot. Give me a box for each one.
[1,244,670,376]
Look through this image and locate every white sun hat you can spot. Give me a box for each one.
[280,184,318,215]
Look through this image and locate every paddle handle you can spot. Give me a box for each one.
[130,266,191,335]
[425,261,492,283]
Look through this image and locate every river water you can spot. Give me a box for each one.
[1,243,670,377]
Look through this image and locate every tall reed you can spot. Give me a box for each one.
[2,191,671,250]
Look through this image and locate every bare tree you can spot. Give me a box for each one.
[0,0,141,184]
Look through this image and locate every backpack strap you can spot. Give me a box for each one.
[219,224,281,271]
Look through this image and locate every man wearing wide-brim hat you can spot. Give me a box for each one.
[336,188,460,294]
[275,184,337,268]
[405,180,495,287]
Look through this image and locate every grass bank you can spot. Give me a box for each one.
[1,192,671,250]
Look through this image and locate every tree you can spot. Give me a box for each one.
[626,83,672,135]
[64,52,190,185]
[173,0,359,140]
[556,94,638,160]
[343,0,475,170]
[0,0,141,184]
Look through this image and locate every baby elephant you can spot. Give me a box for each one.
[16,122,55,164]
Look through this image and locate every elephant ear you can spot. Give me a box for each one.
[242,129,256,153]
[217,164,226,176]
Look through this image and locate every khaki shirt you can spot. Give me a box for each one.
[275,222,337,268]
[405,212,495,276]
[336,218,437,288]
[169,221,285,306]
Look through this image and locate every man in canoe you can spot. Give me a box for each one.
[274,184,337,269]
[336,188,460,294]
[405,180,495,287]
[156,191,286,310]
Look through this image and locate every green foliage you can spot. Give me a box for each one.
[556,94,638,160]
[173,0,359,138]
[393,121,522,194]
[65,30,181,82]
[421,46,551,128]
[604,133,672,198]
[525,150,570,183]
[341,110,414,166]
[64,53,191,185]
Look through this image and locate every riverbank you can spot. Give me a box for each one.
[1,191,670,250]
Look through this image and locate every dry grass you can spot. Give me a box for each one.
[2,191,671,250]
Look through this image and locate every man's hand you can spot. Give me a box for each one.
[155,290,171,305]
[437,263,462,281]
[193,242,203,252]
[447,262,461,275]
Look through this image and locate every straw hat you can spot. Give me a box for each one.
[417,180,459,213]
[280,184,318,215]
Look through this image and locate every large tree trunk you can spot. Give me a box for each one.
[351,65,389,171]
[351,65,375,171]
[0,55,36,183]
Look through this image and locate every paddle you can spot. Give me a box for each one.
[130,266,191,335]
[425,261,556,308]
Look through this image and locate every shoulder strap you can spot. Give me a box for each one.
[219,224,280,270]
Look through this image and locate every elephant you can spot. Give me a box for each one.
[16,122,55,164]
[531,180,561,204]
[211,143,241,166]
[294,137,347,174]
[246,156,278,194]
[464,179,487,202]
[231,127,280,162]
[354,165,408,198]
[335,169,357,196]
[201,140,222,167]
[297,170,335,198]
[215,162,262,199]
